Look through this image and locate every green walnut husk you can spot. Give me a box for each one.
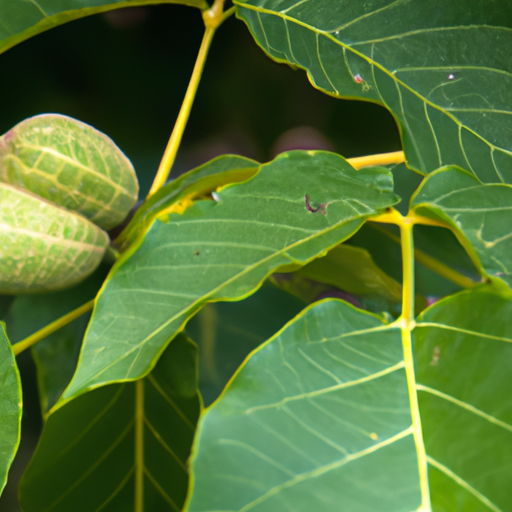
[0,183,109,294]
[0,114,139,230]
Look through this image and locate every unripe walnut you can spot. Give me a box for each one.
[0,114,139,293]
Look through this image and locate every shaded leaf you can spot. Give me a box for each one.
[7,266,108,414]
[411,166,512,288]
[20,334,200,512]
[297,243,402,302]
[0,114,138,230]
[63,150,399,399]
[116,154,259,250]
[0,323,22,497]
[235,0,512,182]
[186,280,305,406]
[186,286,512,510]
[0,0,208,56]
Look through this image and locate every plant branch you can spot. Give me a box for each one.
[12,299,95,356]
[147,1,226,197]
[347,150,405,169]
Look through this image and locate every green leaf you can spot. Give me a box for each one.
[186,281,305,406]
[19,334,200,512]
[415,287,512,511]
[234,0,512,183]
[0,114,138,230]
[186,299,416,511]
[63,150,400,400]
[411,166,512,288]
[116,154,260,250]
[7,266,108,414]
[0,0,208,56]
[185,287,512,511]
[0,323,22,497]
[297,243,402,302]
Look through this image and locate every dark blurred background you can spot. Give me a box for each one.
[0,4,401,510]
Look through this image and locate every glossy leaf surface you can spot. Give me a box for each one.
[63,151,400,399]
[186,299,417,511]
[0,324,21,497]
[20,334,200,512]
[0,114,138,230]
[235,0,512,183]
[411,167,512,287]
[0,0,208,55]
[186,287,512,511]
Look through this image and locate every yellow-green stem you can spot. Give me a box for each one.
[347,150,405,169]
[13,299,94,356]
[369,223,476,290]
[398,216,431,512]
[398,216,431,510]
[135,379,144,511]
[147,0,227,197]
[369,209,431,507]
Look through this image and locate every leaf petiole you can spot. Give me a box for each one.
[347,150,405,169]
[368,216,476,290]
[12,299,95,356]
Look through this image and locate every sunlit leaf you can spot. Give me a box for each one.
[235,0,512,183]
[411,166,512,288]
[186,286,512,511]
[63,150,400,400]
[116,154,259,250]
[0,0,208,56]
[0,324,22,497]
[20,334,200,512]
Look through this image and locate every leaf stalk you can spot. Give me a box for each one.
[147,0,228,197]
[12,299,95,356]
[347,150,405,169]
